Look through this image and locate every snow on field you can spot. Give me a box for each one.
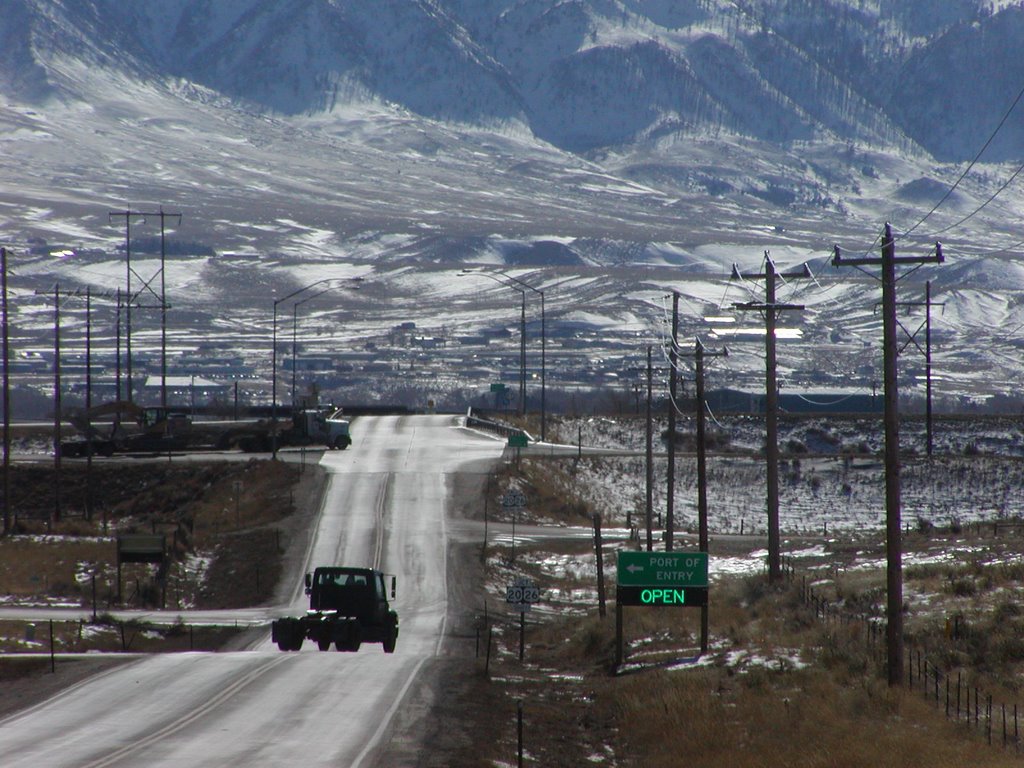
[472,413,1024,675]
[557,414,1024,539]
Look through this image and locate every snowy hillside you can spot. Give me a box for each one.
[1,0,1024,410]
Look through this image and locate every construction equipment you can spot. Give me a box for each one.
[59,403,352,455]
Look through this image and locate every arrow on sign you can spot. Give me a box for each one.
[626,564,645,574]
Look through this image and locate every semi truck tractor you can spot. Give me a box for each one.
[271,566,398,653]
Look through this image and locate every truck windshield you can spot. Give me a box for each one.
[318,571,368,588]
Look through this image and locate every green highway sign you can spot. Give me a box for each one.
[616,551,709,588]
[490,382,507,393]
[617,585,708,607]
[508,433,528,448]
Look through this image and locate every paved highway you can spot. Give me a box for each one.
[0,415,506,767]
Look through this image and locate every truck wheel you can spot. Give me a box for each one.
[383,625,397,654]
[333,436,349,450]
[289,636,304,651]
[317,638,331,651]
[335,624,361,651]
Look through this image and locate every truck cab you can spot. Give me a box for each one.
[272,566,398,652]
[307,567,395,624]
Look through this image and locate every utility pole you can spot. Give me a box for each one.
[109,210,144,403]
[733,254,809,583]
[925,281,934,456]
[150,208,181,409]
[518,291,526,416]
[109,208,180,406]
[645,344,653,552]
[85,287,94,522]
[37,286,117,525]
[53,283,61,525]
[666,292,680,551]
[894,281,942,456]
[115,287,122,402]
[1,247,9,536]
[677,337,727,653]
[833,223,943,687]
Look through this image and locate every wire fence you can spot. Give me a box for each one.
[792,562,1023,754]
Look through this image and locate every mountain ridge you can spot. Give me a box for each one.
[6,0,1024,160]
[2,0,1024,408]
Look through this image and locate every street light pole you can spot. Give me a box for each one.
[292,288,331,409]
[460,271,528,417]
[464,270,547,435]
[497,273,546,442]
[271,277,362,459]
[517,289,526,415]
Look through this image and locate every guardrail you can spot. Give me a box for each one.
[465,408,532,443]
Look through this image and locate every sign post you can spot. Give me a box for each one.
[615,551,710,664]
[501,491,527,562]
[506,577,540,661]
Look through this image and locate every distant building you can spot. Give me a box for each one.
[283,356,333,372]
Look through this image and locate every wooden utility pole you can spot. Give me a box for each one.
[53,283,61,524]
[833,223,943,686]
[926,281,934,456]
[677,337,727,653]
[733,254,809,582]
[666,292,679,551]
[37,286,118,525]
[1,247,9,536]
[645,344,654,552]
[85,287,94,521]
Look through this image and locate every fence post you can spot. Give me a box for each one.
[517,700,524,768]
[956,672,961,721]
[593,513,606,618]
[485,627,493,676]
[988,695,993,745]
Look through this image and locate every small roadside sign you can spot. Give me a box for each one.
[506,577,540,612]
[508,433,528,448]
[490,382,507,393]
[500,490,527,508]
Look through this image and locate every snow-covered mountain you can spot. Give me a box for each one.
[2,0,1024,409]
[9,0,1024,159]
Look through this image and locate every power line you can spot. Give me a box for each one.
[926,158,1024,237]
[902,78,1024,239]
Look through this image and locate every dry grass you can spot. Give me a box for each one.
[615,666,1022,768]
[457,450,1024,767]
[466,571,1024,767]
[0,458,304,643]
